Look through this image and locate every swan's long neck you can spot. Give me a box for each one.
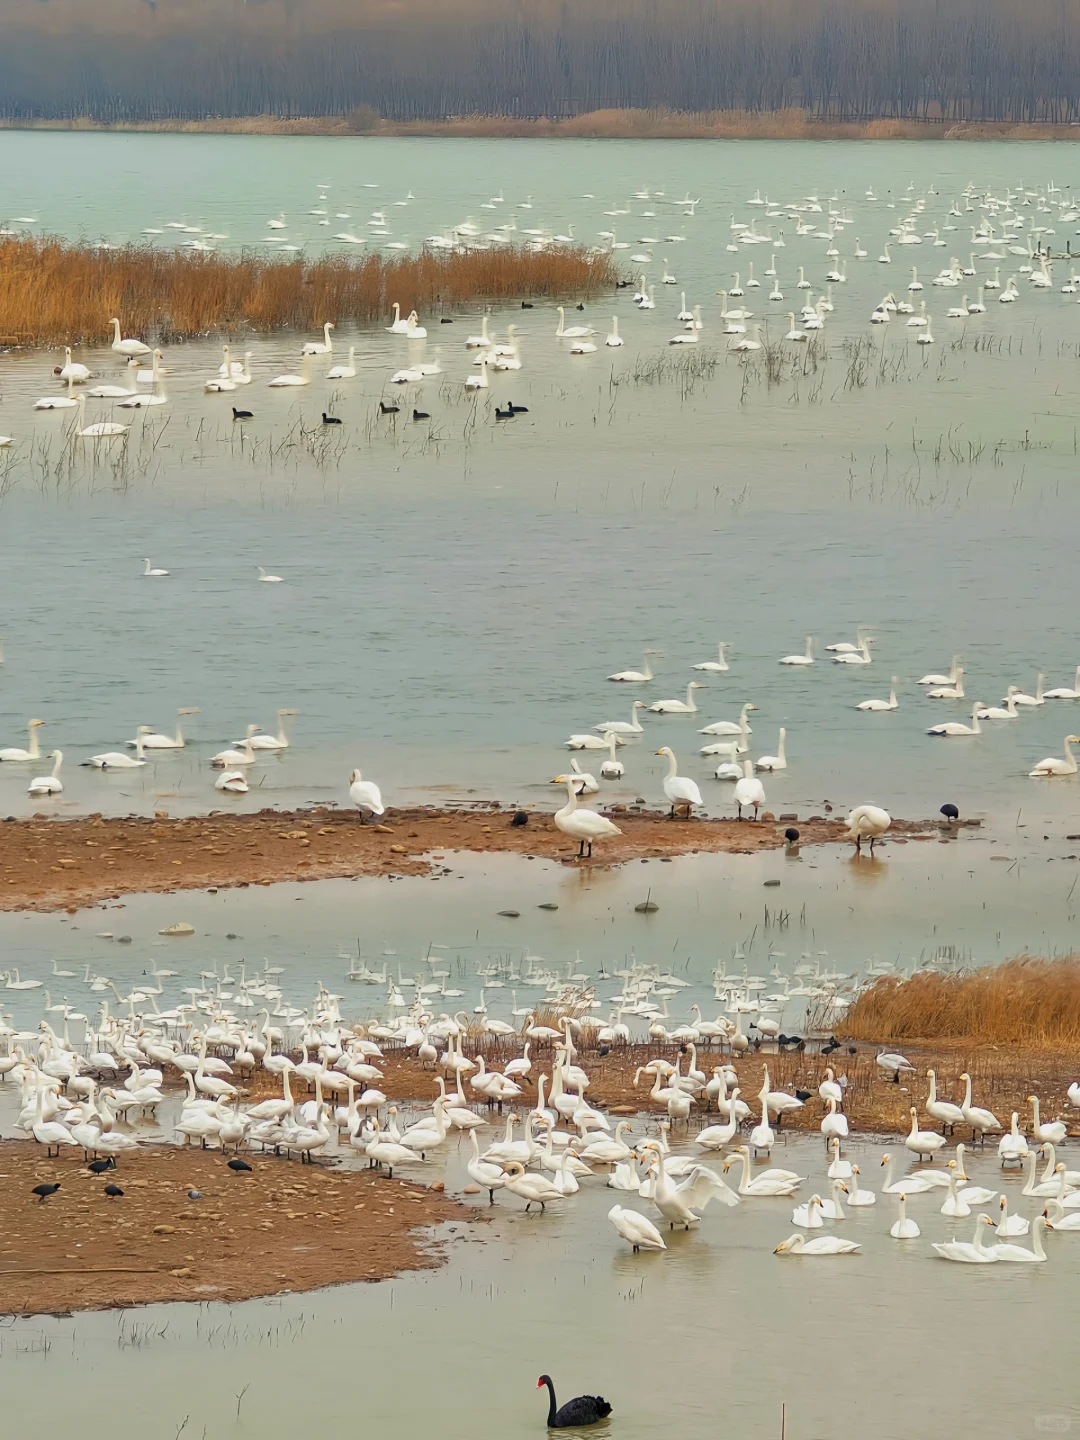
[685,685,696,710]
[28,725,40,760]
[665,751,678,780]
[927,1072,937,1105]
[641,654,653,681]
[1064,737,1077,771]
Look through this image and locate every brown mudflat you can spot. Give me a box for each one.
[0,806,933,912]
[0,1141,474,1316]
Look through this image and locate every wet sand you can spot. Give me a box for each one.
[0,806,938,912]
[0,1140,474,1316]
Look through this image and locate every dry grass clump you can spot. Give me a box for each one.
[842,956,1080,1051]
[0,236,617,347]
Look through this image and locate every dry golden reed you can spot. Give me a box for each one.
[0,236,617,347]
[842,956,1080,1051]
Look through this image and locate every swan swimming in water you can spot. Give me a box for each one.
[133,708,200,749]
[650,682,703,714]
[28,751,63,796]
[608,650,661,683]
[1029,736,1080,777]
[85,728,152,768]
[0,719,45,762]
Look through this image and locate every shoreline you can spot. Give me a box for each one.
[2,112,1079,143]
[0,806,940,913]
[0,1140,474,1316]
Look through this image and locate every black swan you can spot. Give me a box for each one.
[537,1375,612,1428]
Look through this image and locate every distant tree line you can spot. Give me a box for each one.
[1,0,1079,124]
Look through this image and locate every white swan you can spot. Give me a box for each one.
[926,1069,965,1133]
[733,760,765,820]
[386,303,410,335]
[960,1073,1001,1138]
[210,724,259,768]
[755,728,787,771]
[135,348,166,384]
[890,1193,920,1238]
[608,1204,666,1251]
[302,322,335,355]
[821,1097,849,1142]
[927,668,965,699]
[977,687,1020,720]
[85,728,151,768]
[845,1165,876,1206]
[832,636,873,665]
[464,316,491,348]
[879,1153,934,1193]
[34,376,79,409]
[244,709,299,751]
[998,1194,1030,1236]
[700,702,756,739]
[940,1167,971,1218]
[1029,736,1080,777]
[723,1148,800,1197]
[905,1107,945,1159]
[76,395,128,438]
[692,642,730,673]
[919,655,960,686]
[988,1216,1048,1263]
[998,1111,1030,1164]
[1011,673,1045,706]
[600,734,625,780]
[1044,667,1080,700]
[28,750,63,796]
[774,1233,860,1256]
[927,704,982,737]
[349,769,385,820]
[268,353,311,387]
[109,318,150,357]
[1030,1095,1067,1145]
[609,650,661,683]
[555,307,593,340]
[857,677,898,712]
[404,312,427,340]
[656,747,701,814]
[59,347,90,382]
[134,708,200,749]
[605,318,625,348]
[327,347,357,380]
[1043,1199,1080,1231]
[644,1146,738,1227]
[596,700,646,735]
[932,1214,998,1263]
[215,770,248,793]
[779,637,814,666]
[792,1195,825,1228]
[0,719,45,762]
[566,760,598,795]
[552,775,621,858]
[650,682,703,714]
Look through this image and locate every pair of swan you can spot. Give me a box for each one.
[134,708,200,749]
[935,1215,1049,1263]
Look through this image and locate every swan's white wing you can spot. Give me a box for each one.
[676,1166,739,1210]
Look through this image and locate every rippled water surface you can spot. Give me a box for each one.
[1,134,1080,826]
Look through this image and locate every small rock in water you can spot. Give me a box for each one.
[497,909,521,918]
[634,900,659,913]
[537,902,559,911]
[117,935,132,944]
[763,880,780,887]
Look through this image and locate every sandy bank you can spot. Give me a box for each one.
[0,807,939,913]
[2,112,1078,141]
[0,1140,474,1316]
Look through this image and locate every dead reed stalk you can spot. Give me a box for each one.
[841,956,1080,1051]
[0,237,617,347]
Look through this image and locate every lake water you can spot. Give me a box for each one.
[1,129,1079,1430]
[1,134,1080,830]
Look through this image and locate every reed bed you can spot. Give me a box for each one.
[0,236,617,347]
[842,957,1080,1051]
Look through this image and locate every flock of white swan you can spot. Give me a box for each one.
[2,174,1076,449]
[5,954,1079,1264]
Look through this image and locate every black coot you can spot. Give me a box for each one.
[32,1183,61,1203]
[537,1375,612,1428]
[940,803,960,821]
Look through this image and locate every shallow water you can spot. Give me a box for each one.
[0,1128,1076,1440]
[0,839,1075,1031]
